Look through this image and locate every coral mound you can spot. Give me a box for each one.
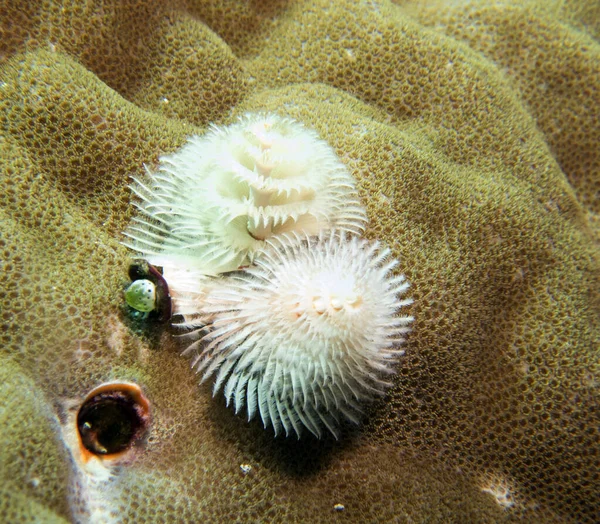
[181,231,413,439]
[0,0,598,521]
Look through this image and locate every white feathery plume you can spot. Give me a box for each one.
[181,230,413,439]
[123,114,367,279]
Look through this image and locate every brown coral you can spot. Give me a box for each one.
[0,0,598,522]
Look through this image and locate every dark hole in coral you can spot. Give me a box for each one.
[77,384,150,456]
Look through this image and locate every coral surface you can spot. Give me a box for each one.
[0,0,598,522]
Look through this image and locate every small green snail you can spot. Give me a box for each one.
[125,259,172,323]
[125,279,157,315]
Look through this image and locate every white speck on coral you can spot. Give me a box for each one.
[480,475,517,510]
[28,477,41,488]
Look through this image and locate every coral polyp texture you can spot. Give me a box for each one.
[182,231,413,439]
[1,0,599,522]
[124,113,367,276]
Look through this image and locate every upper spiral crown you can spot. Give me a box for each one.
[123,113,367,275]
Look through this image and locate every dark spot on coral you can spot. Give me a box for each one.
[77,382,150,456]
